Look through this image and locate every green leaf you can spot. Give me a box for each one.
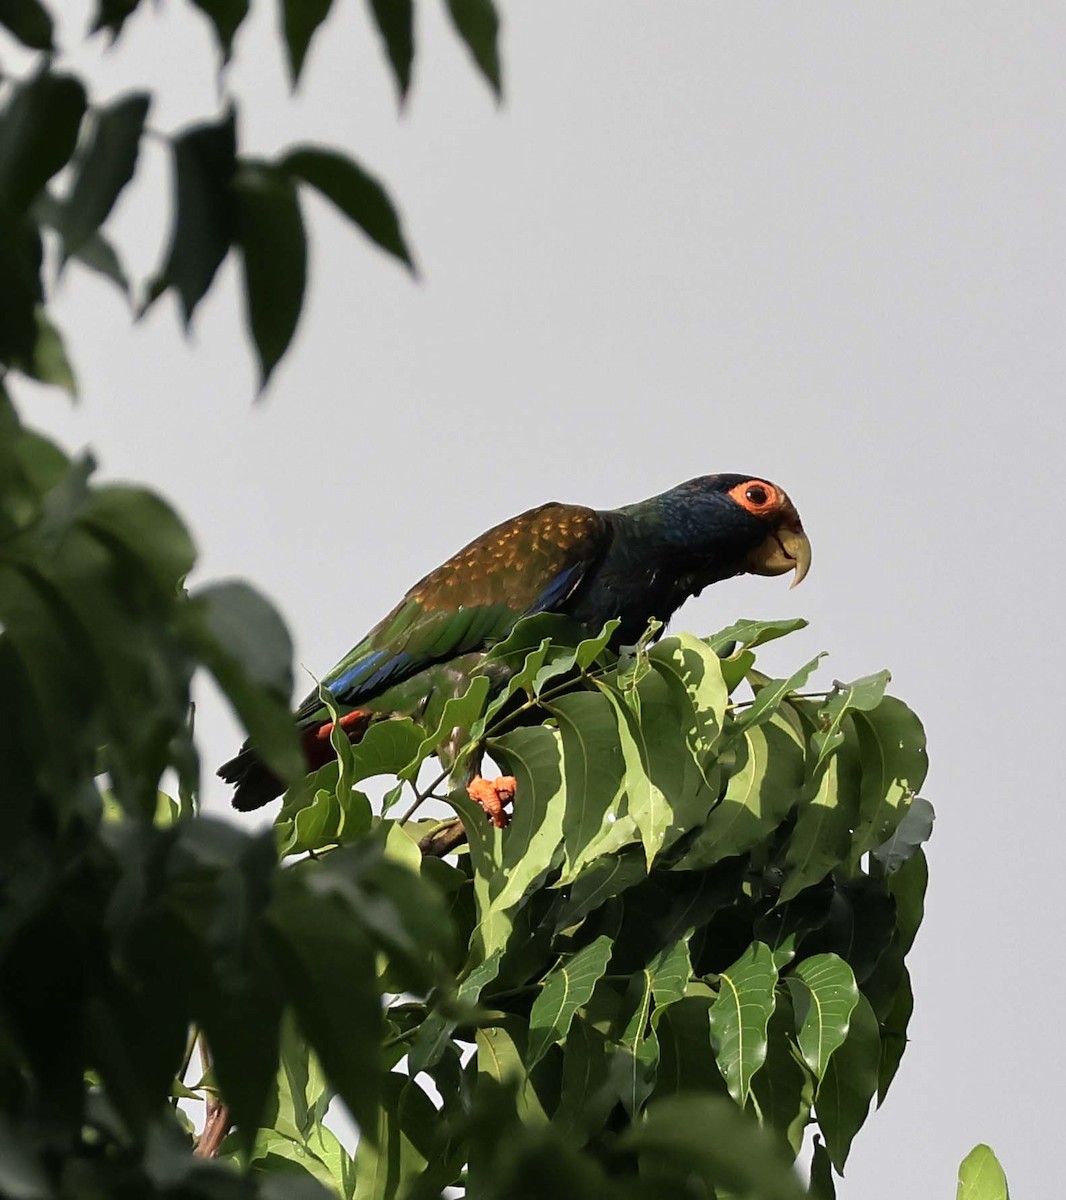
[809,1137,836,1199]
[876,963,912,1105]
[815,991,879,1171]
[190,0,250,60]
[0,71,86,211]
[476,1018,551,1125]
[352,1072,460,1200]
[779,719,862,903]
[59,93,150,259]
[402,672,490,779]
[463,723,565,953]
[849,697,929,866]
[591,671,691,872]
[678,709,804,870]
[280,0,334,85]
[233,161,307,389]
[22,310,77,397]
[445,0,502,97]
[79,484,195,601]
[648,938,691,1011]
[872,795,934,873]
[0,0,53,49]
[0,215,43,365]
[649,631,729,771]
[158,108,237,324]
[615,969,657,1116]
[549,691,625,879]
[957,1144,1010,1200]
[527,935,613,1067]
[267,886,382,1142]
[708,941,778,1106]
[786,953,859,1082]
[533,618,619,694]
[553,848,647,933]
[810,671,890,769]
[652,992,723,1101]
[184,581,303,785]
[750,990,814,1156]
[707,616,809,655]
[368,0,415,100]
[283,146,414,271]
[622,1094,808,1200]
[734,653,825,736]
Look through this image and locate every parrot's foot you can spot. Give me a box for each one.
[467,775,516,829]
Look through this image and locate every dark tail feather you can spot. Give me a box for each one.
[218,744,285,812]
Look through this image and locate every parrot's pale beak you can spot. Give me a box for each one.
[746,524,812,588]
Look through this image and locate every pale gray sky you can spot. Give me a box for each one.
[22,1,1066,1195]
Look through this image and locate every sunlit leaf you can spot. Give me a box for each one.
[786,953,859,1083]
[708,941,777,1106]
[549,691,625,878]
[810,671,890,769]
[957,1144,1010,1200]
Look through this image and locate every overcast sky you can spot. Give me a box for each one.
[23,1,1066,1195]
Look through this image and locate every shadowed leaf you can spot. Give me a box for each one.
[527,935,613,1066]
[445,0,502,96]
[156,108,237,324]
[368,0,415,99]
[0,0,53,48]
[815,991,879,1171]
[0,71,86,211]
[233,162,307,390]
[60,93,149,261]
[281,0,334,85]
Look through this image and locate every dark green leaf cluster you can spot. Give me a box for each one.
[0,394,445,1199]
[0,0,502,395]
[262,613,932,1197]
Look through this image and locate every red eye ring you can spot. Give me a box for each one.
[729,479,779,515]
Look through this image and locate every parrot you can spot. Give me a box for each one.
[219,473,811,820]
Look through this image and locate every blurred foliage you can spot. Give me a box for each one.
[0,2,1010,1197]
[0,377,945,1197]
[0,0,496,392]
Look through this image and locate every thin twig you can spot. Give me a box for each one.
[192,1034,231,1159]
[398,765,452,824]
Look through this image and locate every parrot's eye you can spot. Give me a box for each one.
[729,479,780,515]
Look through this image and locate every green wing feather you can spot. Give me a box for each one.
[293,503,608,726]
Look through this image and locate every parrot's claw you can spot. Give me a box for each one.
[466,775,516,829]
